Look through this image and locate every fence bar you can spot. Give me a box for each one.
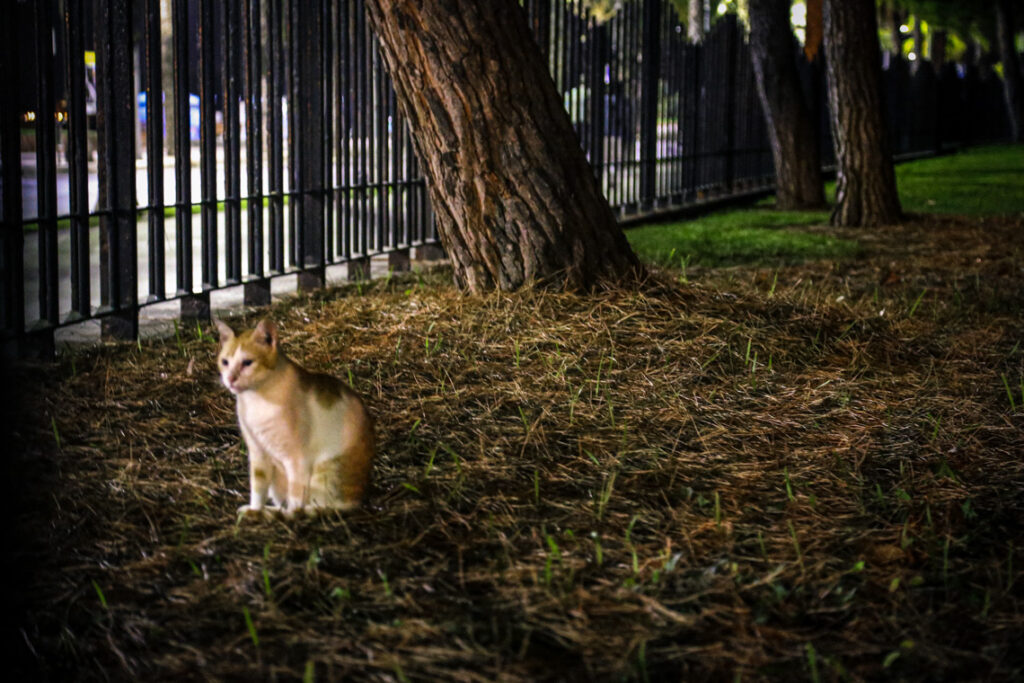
[243,0,270,305]
[363,0,374,256]
[296,0,325,289]
[389,87,403,250]
[687,42,700,200]
[144,0,166,302]
[336,0,350,260]
[268,0,284,273]
[322,0,335,263]
[374,42,386,253]
[97,0,138,340]
[614,3,630,206]
[223,0,242,285]
[343,0,370,277]
[171,0,192,296]
[354,0,366,258]
[349,0,361,257]
[639,0,661,208]
[405,124,420,246]
[659,9,671,199]
[722,14,737,193]
[198,0,218,292]
[588,22,606,183]
[64,0,90,320]
[35,0,59,337]
[0,13,25,351]
[569,2,581,138]
[287,0,299,268]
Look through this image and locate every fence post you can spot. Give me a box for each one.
[639,0,661,210]
[97,0,139,342]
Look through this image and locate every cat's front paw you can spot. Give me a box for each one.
[237,504,276,520]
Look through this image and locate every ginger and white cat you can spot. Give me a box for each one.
[215,318,375,517]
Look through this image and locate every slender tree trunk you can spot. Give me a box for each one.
[912,17,924,65]
[747,0,825,210]
[688,0,705,44]
[995,0,1023,142]
[824,0,902,227]
[363,0,641,293]
[882,1,902,69]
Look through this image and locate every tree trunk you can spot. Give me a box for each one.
[747,0,825,210]
[363,0,642,293]
[995,0,1023,142]
[824,0,902,227]
[882,1,902,69]
[688,0,705,44]
[912,17,924,64]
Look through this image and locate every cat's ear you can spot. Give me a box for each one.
[213,318,235,344]
[254,319,278,348]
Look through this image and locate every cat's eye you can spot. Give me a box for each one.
[242,359,253,367]
[221,359,228,366]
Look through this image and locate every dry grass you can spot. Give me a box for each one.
[8,213,1024,681]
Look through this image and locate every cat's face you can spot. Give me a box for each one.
[215,319,279,394]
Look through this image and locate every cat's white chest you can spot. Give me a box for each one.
[237,392,296,458]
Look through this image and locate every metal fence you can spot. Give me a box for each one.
[525,3,772,213]
[0,0,1012,357]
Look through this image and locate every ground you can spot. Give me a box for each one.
[8,157,1024,680]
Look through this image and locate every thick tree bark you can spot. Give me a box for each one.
[824,0,902,227]
[747,0,825,210]
[363,0,642,293]
[995,0,1023,142]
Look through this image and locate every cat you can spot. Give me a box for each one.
[215,318,375,518]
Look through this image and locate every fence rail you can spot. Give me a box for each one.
[0,0,1012,356]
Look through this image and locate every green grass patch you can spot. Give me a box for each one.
[626,208,857,268]
[894,145,1024,215]
[628,144,1023,269]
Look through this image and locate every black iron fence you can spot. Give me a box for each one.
[0,0,1011,356]
[529,3,772,212]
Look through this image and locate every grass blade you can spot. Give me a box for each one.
[907,288,927,318]
[242,606,259,648]
[92,580,108,609]
[1002,373,1017,410]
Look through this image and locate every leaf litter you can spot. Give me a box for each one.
[7,213,1024,680]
